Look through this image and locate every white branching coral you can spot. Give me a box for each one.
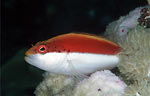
[73,70,127,96]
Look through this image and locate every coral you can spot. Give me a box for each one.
[117,26,150,96]
[118,26,150,81]
[35,72,76,96]
[105,5,150,42]
[73,70,127,96]
[34,70,126,96]
[123,80,150,96]
[105,5,150,96]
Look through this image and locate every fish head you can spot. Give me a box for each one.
[24,41,64,72]
[25,41,48,56]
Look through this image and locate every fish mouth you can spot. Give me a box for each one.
[24,54,45,69]
[24,55,39,65]
[24,55,34,65]
[24,54,51,71]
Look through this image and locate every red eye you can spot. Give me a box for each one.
[38,45,47,54]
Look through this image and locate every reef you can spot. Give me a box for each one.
[73,70,126,96]
[118,26,150,96]
[34,5,150,96]
[105,5,150,96]
[118,26,150,81]
[105,5,150,42]
[34,73,76,96]
[35,70,126,96]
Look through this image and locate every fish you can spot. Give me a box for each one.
[25,33,122,76]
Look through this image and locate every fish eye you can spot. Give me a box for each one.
[38,45,47,54]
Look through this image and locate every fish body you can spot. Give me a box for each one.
[25,33,121,75]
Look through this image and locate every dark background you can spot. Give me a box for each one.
[1,0,148,96]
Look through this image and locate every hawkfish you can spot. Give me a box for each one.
[25,33,121,76]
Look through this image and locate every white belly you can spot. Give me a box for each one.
[48,53,119,75]
[25,52,119,75]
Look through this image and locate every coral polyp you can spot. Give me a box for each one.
[118,26,150,81]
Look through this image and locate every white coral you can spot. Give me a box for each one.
[35,72,76,96]
[105,5,150,42]
[73,70,127,96]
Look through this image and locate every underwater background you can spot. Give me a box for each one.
[2,0,149,96]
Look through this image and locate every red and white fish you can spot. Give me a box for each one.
[25,33,121,76]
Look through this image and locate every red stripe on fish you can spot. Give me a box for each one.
[25,33,121,56]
